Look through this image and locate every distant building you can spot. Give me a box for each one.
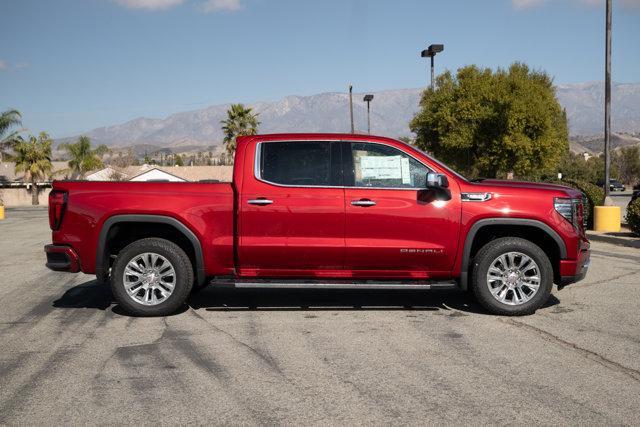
[0,161,69,184]
[1,161,233,184]
[129,167,186,182]
[85,166,120,181]
[82,164,233,182]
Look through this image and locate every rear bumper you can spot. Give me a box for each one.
[45,244,80,272]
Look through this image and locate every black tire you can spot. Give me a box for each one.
[471,237,553,316]
[110,238,193,316]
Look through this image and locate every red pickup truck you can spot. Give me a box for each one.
[45,133,590,316]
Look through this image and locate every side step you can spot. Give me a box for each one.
[210,278,459,290]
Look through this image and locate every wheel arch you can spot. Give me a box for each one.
[459,218,567,290]
[95,214,205,286]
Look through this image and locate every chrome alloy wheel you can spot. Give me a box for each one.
[486,252,541,306]
[123,252,176,306]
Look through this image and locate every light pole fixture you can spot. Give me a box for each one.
[349,84,354,133]
[363,94,374,134]
[421,44,444,91]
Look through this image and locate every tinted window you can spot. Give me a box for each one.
[349,142,429,188]
[260,141,335,186]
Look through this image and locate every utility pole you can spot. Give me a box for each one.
[349,84,354,133]
[363,94,374,134]
[604,0,612,203]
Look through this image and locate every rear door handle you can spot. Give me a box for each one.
[247,198,274,206]
[351,199,376,207]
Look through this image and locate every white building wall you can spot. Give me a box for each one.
[130,169,185,182]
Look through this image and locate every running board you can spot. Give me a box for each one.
[210,278,459,290]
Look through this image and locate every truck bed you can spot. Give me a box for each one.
[50,180,235,277]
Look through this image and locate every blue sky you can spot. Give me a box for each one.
[1,0,639,138]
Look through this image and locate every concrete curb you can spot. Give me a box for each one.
[587,231,640,249]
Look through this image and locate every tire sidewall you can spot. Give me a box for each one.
[110,238,193,316]
[472,238,553,316]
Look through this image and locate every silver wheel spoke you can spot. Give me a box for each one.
[488,273,503,283]
[497,287,509,303]
[127,280,143,293]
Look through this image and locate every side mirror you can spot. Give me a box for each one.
[426,172,449,188]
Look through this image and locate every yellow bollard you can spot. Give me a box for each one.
[593,206,621,232]
[0,205,4,220]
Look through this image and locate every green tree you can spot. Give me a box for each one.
[410,63,568,179]
[612,146,640,185]
[557,152,599,184]
[13,132,53,205]
[0,109,22,160]
[174,154,184,167]
[59,136,109,179]
[221,104,260,158]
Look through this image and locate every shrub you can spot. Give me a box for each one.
[543,179,604,230]
[626,198,640,236]
[563,179,605,230]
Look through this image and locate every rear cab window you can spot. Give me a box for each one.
[257,141,342,187]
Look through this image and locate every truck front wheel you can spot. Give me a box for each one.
[471,237,553,316]
[110,238,193,316]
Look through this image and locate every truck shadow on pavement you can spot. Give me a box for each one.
[53,279,561,316]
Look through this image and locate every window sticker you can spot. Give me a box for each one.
[401,157,411,184]
[361,156,402,179]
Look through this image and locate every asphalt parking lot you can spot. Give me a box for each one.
[1,208,639,425]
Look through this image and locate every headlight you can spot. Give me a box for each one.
[554,197,583,230]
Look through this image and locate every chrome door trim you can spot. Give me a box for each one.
[253,140,436,191]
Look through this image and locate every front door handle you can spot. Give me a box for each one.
[247,198,274,206]
[351,199,376,207]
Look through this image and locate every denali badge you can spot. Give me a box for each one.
[400,248,444,254]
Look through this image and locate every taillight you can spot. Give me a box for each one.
[554,197,583,230]
[49,190,67,230]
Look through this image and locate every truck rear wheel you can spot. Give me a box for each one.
[471,237,553,316]
[110,238,193,316]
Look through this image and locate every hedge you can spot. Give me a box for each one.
[563,179,605,230]
[544,179,604,230]
[626,198,640,236]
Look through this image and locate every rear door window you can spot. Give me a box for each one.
[259,141,341,186]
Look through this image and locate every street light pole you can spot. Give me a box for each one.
[363,94,374,134]
[421,44,444,90]
[604,0,612,202]
[430,55,435,91]
[349,84,354,134]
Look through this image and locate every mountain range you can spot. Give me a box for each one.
[58,82,640,151]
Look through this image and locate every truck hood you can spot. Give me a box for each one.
[469,179,582,197]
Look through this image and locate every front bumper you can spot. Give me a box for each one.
[45,244,80,272]
[559,249,590,288]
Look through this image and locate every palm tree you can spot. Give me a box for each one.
[0,109,22,161]
[220,104,260,158]
[13,132,53,205]
[59,136,109,179]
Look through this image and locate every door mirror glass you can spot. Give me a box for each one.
[426,173,449,188]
